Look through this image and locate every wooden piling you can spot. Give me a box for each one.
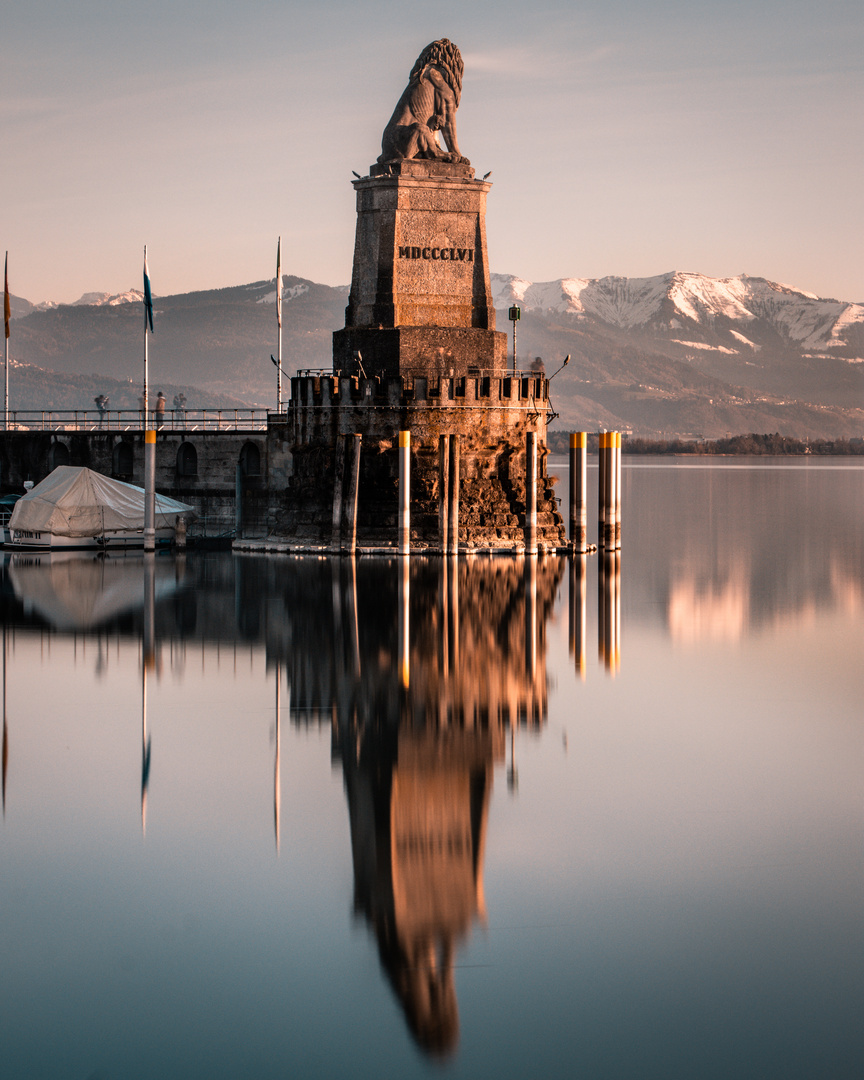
[569,431,587,551]
[331,433,346,547]
[599,431,618,550]
[398,430,410,556]
[525,431,537,555]
[447,434,460,555]
[607,431,614,548]
[597,431,608,548]
[344,434,361,554]
[438,433,450,553]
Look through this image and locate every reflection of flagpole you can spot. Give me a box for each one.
[2,624,8,816]
[274,662,281,853]
[142,553,156,835]
[141,664,150,835]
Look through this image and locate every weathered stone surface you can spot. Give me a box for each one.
[378,39,468,167]
[341,168,500,343]
[277,374,565,548]
[333,326,506,379]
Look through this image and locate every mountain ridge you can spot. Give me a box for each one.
[7,270,864,438]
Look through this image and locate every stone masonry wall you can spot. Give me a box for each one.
[0,426,293,540]
[275,375,565,549]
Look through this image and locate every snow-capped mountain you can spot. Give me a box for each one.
[491,272,864,355]
[30,289,144,312]
[8,270,864,438]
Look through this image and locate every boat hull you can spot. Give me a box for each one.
[6,528,175,551]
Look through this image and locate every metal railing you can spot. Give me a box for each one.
[1,409,271,432]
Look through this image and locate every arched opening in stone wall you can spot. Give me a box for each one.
[237,441,264,537]
[48,441,70,472]
[239,441,261,477]
[177,442,198,478]
[113,441,134,479]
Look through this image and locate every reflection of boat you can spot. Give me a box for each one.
[5,467,193,551]
[9,550,179,631]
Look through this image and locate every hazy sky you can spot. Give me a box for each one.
[3,0,862,304]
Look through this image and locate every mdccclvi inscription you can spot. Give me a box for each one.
[398,246,474,262]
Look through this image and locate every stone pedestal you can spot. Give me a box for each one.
[277,160,566,552]
[333,161,507,378]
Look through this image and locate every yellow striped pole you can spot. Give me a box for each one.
[615,431,622,549]
[525,431,537,555]
[569,431,587,551]
[438,433,449,552]
[447,434,460,555]
[598,432,609,548]
[398,430,410,556]
[144,428,156,552]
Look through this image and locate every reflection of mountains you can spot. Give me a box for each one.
[620,465,864,640]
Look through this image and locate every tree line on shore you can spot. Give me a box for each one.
[546,431,864,455]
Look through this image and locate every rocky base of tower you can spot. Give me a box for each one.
[271,374,566,551]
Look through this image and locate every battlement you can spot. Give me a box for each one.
[290,372,549,409]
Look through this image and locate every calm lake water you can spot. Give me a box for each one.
[1,458,862,1079]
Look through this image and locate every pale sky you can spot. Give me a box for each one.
[3,0,862,305]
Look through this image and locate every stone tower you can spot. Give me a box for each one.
[279,40,565,551]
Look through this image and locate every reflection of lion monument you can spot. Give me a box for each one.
[379,39,470,166]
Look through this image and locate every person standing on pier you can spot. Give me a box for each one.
[155,391,166,429]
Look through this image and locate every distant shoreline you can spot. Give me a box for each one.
[546,432,864,456]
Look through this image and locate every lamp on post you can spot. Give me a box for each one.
[508,305,521,375]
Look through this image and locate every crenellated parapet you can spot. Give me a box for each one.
[289,372,550,409]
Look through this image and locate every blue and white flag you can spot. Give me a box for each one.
[143,246,154,333]
[276,236,282,330]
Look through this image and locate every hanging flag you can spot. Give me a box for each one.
[143,246,154,333]
[4,253,10,340]
[276,236,282,330]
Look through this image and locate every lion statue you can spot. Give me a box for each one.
[379,39,470,166]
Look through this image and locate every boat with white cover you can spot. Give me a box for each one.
[5,466,195,551]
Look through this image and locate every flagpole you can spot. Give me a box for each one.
[4,252,10,431]
[143,245,156,552]
[276,236,283,413]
